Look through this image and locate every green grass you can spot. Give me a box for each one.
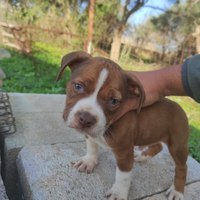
[169,96,200,162]
[0,44,71,94]
[0,47,199,163]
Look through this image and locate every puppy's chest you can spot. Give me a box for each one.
[89,136,111,150]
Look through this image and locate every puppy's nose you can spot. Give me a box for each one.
[79,112,96,128]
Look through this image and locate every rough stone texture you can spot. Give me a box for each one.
[3,93,84,198]
[0,48,11,60]
[17,143,200,200]
[0,48,9,85]
[0,67,6,79]
[0,154,8,200]
[142,182,200,200]
[0,178,8,200]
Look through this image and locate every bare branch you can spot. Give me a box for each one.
[143,5,178,15]
[191,0,200,7]
[123,0,148,24]
[145,5,199,26]
[123,0,130,20]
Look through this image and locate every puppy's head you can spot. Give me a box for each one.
[56,51,145,138]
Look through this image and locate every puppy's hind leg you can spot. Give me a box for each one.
[74,137,99,174]
[166,144,188,200]
[134,143,163,162]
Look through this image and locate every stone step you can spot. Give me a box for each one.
[16,142,200,200]
[0,175,8,200]
[0,155,8,200]
[142,182,200,200]
[0,48,11,60]
[3,93,84,198]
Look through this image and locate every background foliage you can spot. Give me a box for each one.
[0,45,71,94]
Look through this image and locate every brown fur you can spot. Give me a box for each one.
[59,52,144,126]
[57,51,190,196]
[106,98,189,194]
[141,143,163,157]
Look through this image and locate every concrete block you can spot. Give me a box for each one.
[142,182,200,200]
[0,178,8,200]
[0,155,8,200]
[16,143,200,200]
[9,93,66,114]
[3,93,84,198]
[0,48,11,60]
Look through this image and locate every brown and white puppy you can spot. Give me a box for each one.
[56,51,189,200]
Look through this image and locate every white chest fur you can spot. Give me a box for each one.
[89,136,111,150]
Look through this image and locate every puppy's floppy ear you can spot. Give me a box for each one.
[56,51,91,82]
[125,72,145,113]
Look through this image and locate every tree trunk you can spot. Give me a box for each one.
[196,25,200,54]
[87,0,95,53]
[160,45,165,61]
[110,29,123,61]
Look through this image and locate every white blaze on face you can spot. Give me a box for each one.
[67,68,109,137]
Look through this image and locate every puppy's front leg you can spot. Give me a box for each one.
[75,137,99,173]
[106,167,132,200]
[106,149,133,200]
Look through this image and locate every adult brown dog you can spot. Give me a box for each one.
[56,51,189,200]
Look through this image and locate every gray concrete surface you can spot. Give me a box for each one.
[3,93,84,198]
[0,178,8,200]
[142,182,200,200]
[0,48,9,85]
[0,48,11,60]
[0,154,8,200]
[17,142,200,200]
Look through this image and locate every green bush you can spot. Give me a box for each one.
[169,97,200,163]
[189,125,200,162]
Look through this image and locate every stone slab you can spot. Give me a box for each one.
[0,155,8,200]
[7,93,84,147]
[142,182,200,200]
[0,175,8,200]
[3,93,84,198]
[17,143,200,200]
[0,178,8,200]
[9,93,67,113]
[0,48,11,60]
[6,113,84,148]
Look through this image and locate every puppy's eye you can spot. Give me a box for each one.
[109,98,119,106]
[74,83,83,92]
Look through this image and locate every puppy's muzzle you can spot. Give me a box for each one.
[78,112,97,129]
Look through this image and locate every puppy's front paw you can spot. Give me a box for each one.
[166,185,184,200]
[106,186,128,200]
[73,155,97,174]
[134,150,151,162]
